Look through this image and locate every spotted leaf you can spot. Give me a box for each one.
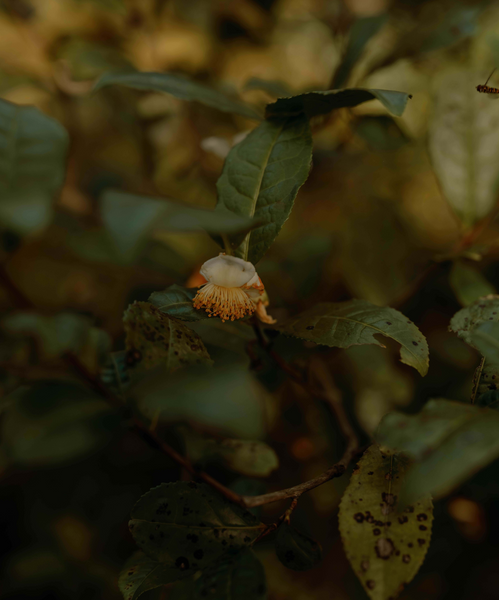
[123,301,212,374]
[338,445,433,600]
[278,300,429,376]
[129,482,265,579]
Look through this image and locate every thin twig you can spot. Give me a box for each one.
[471,356,485,404]
[242,322,361,507]
[0,264,360,510]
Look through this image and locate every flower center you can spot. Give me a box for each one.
[193,283,256,322]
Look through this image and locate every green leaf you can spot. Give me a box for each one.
[338,445,433,600]
[449,262,496,307]
[1,312,111,370]
[119,551,176,600]
[58,39,132,80]
[94,71,262,120]
[0,98,69,234]
[419,6,480,53]
[278,300,429,376]
[477,389,499,410]
[265,89,411,119]
[428,68,499,226]
[184,430,279,477]
[148,285,208,322]
[470,321,499,363]
[102,190,259,262]
[129,482,265,573]
[375,399,499,502]
[216,115,312,264]
[275,522,322,571]
[1,381,119,466]
[130,364,267,440]
[123,302,212,374]
[476,363,499,398]
[187,320,255,355]
[449,295,499,348]
[243,77,293,98]
[171,549,267,600]
[332,14,388,88]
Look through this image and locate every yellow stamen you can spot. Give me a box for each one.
[193,283,256,322]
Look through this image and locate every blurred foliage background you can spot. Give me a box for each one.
[3,0,499,598]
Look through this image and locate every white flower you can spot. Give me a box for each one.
[193,253,276,324]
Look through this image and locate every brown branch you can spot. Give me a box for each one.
[0,264,359,511]
[241,323,361,507]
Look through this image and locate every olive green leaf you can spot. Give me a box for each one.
[429,68,499,226]
[102,190,259,262]
[375,399,499,502]
[94,71,262,120]
[129,482,265,572]
[170,549,267,600]
[449,262,496,307]
[266,89,411,119]
[119,551,177,600]
[243,77,293,98]
[216,115,312,264]
[275,523,322,571]
[123,302,212,374]
[338,445,433,600]
[1,382,119,466]
[332,14,389,88]
[183,430,279,478]
[0,98,69,234]
[278,300,429,376]
[148,285,207,322]
[449,295,499,347]
[130,364,267,440]
[470,321,499,364]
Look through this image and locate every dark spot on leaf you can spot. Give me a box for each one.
[403,554,411,563]
[382,492,396,506]
[398,516,408,524]
[187,534,199,543]
[306,325,314,330]
[417,514,427,521]
[149,535,154,540]
[381,502,392,516]
[285,550,295,561]
[175,557,190,570]
[222,540,227,546]
[375,538,394,559]
[418,539,426,546]
[419,525,427,531]
[408,543,413,548]
[194,549,204,560]
[373,528,381,536]
[368,471,374,475]
[354,513,364,523]
[244,536,251,543]
[405,506,414,513]
[366,580,375,590]
[386,322,392,325]
[156,502,169,515]
[361,560,369,572]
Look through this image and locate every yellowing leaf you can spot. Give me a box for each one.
[339,446,433,600]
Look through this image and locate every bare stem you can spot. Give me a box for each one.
[0,264,360,510]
